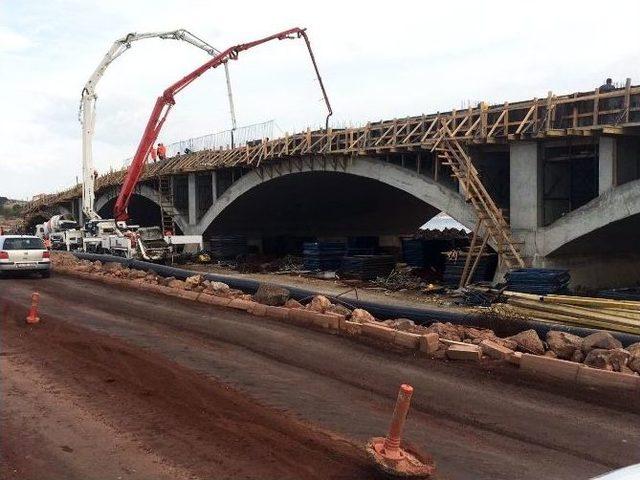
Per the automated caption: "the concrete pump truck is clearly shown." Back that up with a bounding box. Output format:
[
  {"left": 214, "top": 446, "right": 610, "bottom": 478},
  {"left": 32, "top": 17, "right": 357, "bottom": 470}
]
[{"left": 78, "top": 29, "right": 237, "bottom": 260}]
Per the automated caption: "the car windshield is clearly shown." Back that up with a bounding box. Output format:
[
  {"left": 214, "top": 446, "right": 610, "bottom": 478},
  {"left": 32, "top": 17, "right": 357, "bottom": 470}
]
[{"left": 3, "top": 237, "right": 45, "bottom": 250}]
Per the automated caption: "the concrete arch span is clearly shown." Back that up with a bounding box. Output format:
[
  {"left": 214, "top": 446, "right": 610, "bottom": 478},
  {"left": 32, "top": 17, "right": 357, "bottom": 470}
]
[
  {"left": 535, "top": 178, "right": 640, "bottom": 257},
  {"left": 198, "top": 156, "right": 477, "bottom": 237}
]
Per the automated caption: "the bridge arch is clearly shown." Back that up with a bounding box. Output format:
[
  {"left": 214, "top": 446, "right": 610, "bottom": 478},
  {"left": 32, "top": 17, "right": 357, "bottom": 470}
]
[
  {"left": 95, "top": 184, "right": 187, "bottom": 231},
  {"left": 535, "top": 178, "right": 640, "bottom": 257},
  {"left": 198, "top": 156, "right": 477, "bottom": 237}
]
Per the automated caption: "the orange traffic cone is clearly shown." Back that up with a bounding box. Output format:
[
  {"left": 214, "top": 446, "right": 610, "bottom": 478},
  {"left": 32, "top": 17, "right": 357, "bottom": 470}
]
[
  {"left": 366, "top": 384, "right": 436, "bottom": 478},
  {"left": 26, "top": 292, "right": 40, "bottom": 324}
]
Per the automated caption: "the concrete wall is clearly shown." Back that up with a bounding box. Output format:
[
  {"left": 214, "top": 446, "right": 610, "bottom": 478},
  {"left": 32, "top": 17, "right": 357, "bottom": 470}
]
[{"left": 536, "top": 253, "right": 640, "bottom": 290}]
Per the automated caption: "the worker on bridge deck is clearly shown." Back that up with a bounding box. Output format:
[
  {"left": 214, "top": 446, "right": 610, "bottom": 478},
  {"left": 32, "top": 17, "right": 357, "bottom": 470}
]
[
  {"left": 157, "top": 142, "right": 167, "bottom": 161},
  {"left": 149, "top": 146, "right": 157, "bottom": 163},
  {"left": 599, "top": 78, "right": 615, "bottom": 92}
]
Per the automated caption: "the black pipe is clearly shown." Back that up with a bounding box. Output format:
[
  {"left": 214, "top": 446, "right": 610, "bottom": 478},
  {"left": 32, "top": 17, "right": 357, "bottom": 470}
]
[{"left": 70, "top": 252, "right": 640, "bottom": 346}]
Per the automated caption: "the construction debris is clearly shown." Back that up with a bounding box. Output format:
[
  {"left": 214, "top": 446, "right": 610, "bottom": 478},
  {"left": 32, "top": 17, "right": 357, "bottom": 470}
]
[{"left": 372, "top": 265, "right": 424, "bottom": 291}]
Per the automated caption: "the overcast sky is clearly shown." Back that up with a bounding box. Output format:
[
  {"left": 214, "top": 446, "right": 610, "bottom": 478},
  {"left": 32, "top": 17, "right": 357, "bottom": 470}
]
[{"left": 1, "top": 0, "right": 639, "bottom": 200}]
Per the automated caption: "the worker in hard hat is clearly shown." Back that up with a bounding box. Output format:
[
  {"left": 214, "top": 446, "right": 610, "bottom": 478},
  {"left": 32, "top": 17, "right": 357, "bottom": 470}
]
[
  {"left": 157, "top": 142, "right": 167, "bottom": 161},
  {"left": 149, "top": 146, "right": 157, "bottom": 163}
]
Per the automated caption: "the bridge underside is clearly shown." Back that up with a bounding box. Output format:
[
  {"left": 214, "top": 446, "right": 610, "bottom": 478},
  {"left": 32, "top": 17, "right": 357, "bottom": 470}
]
[
  {"left": 97, "top": 195, "right": 162, "bottom": 228},
  {"left": 206, "top": 171, "right": 439, "bottom": 238},
  {"left": 536, "top": 213, "right": 640, "bottom": 290}
]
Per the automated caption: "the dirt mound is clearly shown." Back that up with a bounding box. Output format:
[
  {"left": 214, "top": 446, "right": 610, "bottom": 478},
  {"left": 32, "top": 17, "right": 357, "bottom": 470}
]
[{"left": 1, "top": 301, "right": 382, "bottom": 480}]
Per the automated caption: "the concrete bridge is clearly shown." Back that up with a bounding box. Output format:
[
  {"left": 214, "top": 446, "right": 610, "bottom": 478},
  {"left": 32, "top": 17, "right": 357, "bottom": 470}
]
[{"left": 26, "top": 81, "right": 640, "bottom": 288}]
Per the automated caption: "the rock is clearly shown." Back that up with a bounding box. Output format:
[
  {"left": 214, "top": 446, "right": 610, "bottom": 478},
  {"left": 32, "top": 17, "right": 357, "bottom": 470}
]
[
  {"left": 396, "top": 318, "right": 415, "bottom": 330},
  {"left": 420, "top": 333, "right": 440, "bottom": 354},
  {"left": 571, "top": 349, "right": 585, "bottom": 363},
  {"left": 350, "top": 308, "right": 375, "bottom": 324},
  {"left": 385, "top": 318, "right": 415, "bottom": 331},
  {"left": 104, "top": 262, "right": 123, "bottom": 272},
  {"left": 581, "top": 331, "right": 622, "bottom": 353},
  {"left": 325, "top": 304, "right": 352, "bottom": 317},
  {"left": 284, "top": 299, "right": 304, "bottom": 309},
  {"left": 253, "top": 283, "right": 290, "bottom": 306},
  {"left": 583, "top": 348, "right": 630, "bottom": 372},
  {"left": 491, "top": 337, "right": 518, "bottom": 351},
  {"left": 210, "top": 282, "right": 230, "bottom": 293},
  {"left": 507, "top": 329, "right": 545, "bottom": 355},
  {"left": 446, "top": 344, "right": 482, "bottom": 361},
  {"left": 160, "top": 276, "right": 175, "bottom": 286},
  {"left": 544, "top": 351, "right": 557, "bottom": 358},
  {"left": 308, "top": 295, "right": 332, "bottom": 313},
  {"left": 627, "top": 342, "right": 640, "bottom": 374},
  {"left": 620, "top": 365, "right": 636, "bottom": 375},
  {"left": 479, "top": 339, "right": 514, "bottom": 360},
  {"left": 128, "top": 269, "right": 147, "bottom": 279},
  {"left": 464, "top": 327, "right": 496, "bottom": 341},
  {"left": 425, "top": 322, "right": 462, "bottom": 342},
  {"left": 546, "top": 331, "right": 583, "bottom": 360},
  {"left": 167, "top": 279, "right": 186, "bottom": 290},
  {"left": 115, "top": 268, "right": 130, "bottom": 277},
  {"left": 185, "top": 274, "right": 205, "bottom": 287}
]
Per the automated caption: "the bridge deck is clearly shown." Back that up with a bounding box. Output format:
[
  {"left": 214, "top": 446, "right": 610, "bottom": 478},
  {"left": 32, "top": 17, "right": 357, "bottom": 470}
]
[{"left": 26, "top": 81, "right": 640, "bottom": 214}]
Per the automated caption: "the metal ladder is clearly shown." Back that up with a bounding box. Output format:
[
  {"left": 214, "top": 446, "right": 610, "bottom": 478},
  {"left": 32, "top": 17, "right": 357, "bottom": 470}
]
[
  {"left": 432, "top": 123, "right": 525, "bottom": 287},
  {"left": 157, "top": 176, "right": 176, "bottom": 235}
]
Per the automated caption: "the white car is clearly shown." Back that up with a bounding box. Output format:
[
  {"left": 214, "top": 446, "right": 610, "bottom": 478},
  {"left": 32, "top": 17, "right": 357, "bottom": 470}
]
[{"left": 0, "top": 235, "right": 51, "bottom": 278}]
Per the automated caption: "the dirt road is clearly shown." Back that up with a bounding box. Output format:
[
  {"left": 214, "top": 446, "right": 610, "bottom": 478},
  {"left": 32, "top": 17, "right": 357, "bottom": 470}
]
[{"left": 2, "top": 274, "right": 639, "bottom": 479}]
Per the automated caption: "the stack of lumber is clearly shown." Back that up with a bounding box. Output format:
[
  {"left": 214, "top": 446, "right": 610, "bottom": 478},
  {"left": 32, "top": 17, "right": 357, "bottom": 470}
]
[{"left": 487, "top": 289, "right": 640, "bottom": 335}]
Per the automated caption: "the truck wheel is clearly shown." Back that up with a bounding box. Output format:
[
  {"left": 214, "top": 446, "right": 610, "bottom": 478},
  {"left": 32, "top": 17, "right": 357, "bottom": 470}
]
[{"left": 41, "top": 270, "right": 51, "bottom": 279}]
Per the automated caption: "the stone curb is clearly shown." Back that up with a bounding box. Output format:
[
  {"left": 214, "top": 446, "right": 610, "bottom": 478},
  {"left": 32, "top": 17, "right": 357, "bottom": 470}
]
[
  {"left": 520, "top": 354, "right": 580, "bottom": 383},
  {"left": 52, "top": 266, "right": 640, "bottom": 393},
  {"left": 521, "top": 353, "right": 640, "bottom": 393}
]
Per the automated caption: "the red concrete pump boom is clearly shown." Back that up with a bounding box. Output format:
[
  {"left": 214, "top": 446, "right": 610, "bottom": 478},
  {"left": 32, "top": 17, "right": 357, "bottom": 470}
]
[{"left": 114, "top": 27, "right": 332, "bottom": 222}]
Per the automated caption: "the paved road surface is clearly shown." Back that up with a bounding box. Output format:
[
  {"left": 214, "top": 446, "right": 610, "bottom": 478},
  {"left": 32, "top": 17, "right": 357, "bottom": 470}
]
[{"left": 1, "top": 273, "right": 639, "bottom": 479}]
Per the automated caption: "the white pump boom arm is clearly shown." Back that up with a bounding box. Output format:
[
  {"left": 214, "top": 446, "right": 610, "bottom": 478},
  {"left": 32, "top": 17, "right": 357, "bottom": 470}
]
[{"left": 80, "top": 29, "right": 237, "bottom": 221}]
